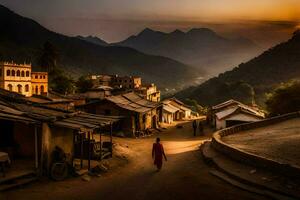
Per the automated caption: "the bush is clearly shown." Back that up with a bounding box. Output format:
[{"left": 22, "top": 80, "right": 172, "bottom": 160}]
[
  {"left": 265, "top": 80, "right": 300, "bottom": 116},
  {"left": 76, "top": 76, "right": 93, "bottom": 93}
]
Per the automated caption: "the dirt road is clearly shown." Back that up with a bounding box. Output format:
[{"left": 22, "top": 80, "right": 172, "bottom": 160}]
[{"left": 1, "top": 121, "right": 268, "bottom": 200}]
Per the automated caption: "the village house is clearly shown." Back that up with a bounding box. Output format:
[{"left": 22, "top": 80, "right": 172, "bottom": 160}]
[
  {"left": 31, "top": 72, "right": 48, "bottom": 96},
  {"left": 161, "top": 102, "right": 180, "bottom": 124},
  {"left": 77, "top": 92, "right": 161, "bottom": 137},
  {"left": 83, "top": 86, "right": 113, "bottom": 100},
  {"left": 0, "top": 62, "right": 48, "bottom": 97},
  {"left": 163, "top": 98, "right": 192, "bottom": 120},
  {"left": 89, "top": 74, "right": 160, "bottom": 102},
  {"left": 209, "top": 99, "right": 265, "bottom": 130},
  {"left": 91, "top": 74, "right": 141, "bottom": 89},
  {"left": 135, "top": 83, "right": 161, "bottom": 102},
  {"left": 160, "top": 98, "right": 193, "bottom": 124},
  {"left": 0, "top": 89, "right": 121, "bottom": 188}
]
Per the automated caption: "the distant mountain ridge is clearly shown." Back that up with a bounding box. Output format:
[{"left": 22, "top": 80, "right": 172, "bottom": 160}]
[
  {"left": 0, "top": 5, "right": 202, "bottom": 90},
  {"left": 113, "top": 28, "right": 262, "bottom": 76},
  {"left": 77, "top": 35, "right": 108, "bottom": 46},
  {"left": 175, "top": 31, "right": 300, "bottom": 106}
]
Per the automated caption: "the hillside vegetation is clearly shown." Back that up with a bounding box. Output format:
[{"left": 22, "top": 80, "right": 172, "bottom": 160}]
[{"left": 176, "top": 31, "right": 300, "bottom": 106}]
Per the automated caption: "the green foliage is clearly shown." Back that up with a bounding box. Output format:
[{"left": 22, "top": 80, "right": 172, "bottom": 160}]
[
  {"left": 50, "top": 67, "right": 75, "bottom": 95},
  {"left": 177, "top": 79, "right": 255, "bottom": 106},
  {"left": 177, "top": 31, "right": 300, "bottom": 106},
  {"left": 230, "top": 81, "right": 255, "bottom": 105},
  {"left": 185, "top": 98, "right": 207, "bottom": 115},
  {"left": 76, "top": 76, "right": 94, "bottom": 93},
  {"left": 265, "top": 80, "right": 300, "bottom": 116}
]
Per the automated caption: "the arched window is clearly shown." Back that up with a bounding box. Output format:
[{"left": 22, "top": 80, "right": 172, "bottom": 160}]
[
  {"left": 26, "top": 71, "right": 30, "bottom": 77},
  {"left": 17, "top": 84, "right": 22, "bottom": 93},
  {"left": 7, "top": 84, "right": 13, "bottom": 91},
  {"left": 17, "top": 70, "right": 20, "bottom": 76},
  {"left": 25, "top": 84, "right": 29, "bottom": 92},
  {"left": 35, "top": 86, "right": 38, "bottom": 94},
  {"left": 21, "top": 71, "right": 25, "bottom": 77},
  {"left": 6, "top": 70, "right": 10, "bottom": 76},
  {"left": 40, "top": 85, "right": 45, "bottom": 94},
  {"left": 12, "top": 70, "right": 15, "bottom": 76}
]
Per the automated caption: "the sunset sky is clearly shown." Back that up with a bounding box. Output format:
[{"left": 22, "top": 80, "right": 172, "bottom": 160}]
[{"left": 1, "top": 0, "right": 299, "bottom": 45}]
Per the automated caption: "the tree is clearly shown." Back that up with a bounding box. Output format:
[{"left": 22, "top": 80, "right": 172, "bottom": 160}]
[
  {"left": 265, "top": 80, "right": 300, "bottom": 116},
  {"left": 230, "top": 81, "right": 255, "bottom": 105},
  {"left": 39, "top": 41, "right": 59, "bottom": 72},
  {"left": 185, "top": 98, "right": 207, "bottom": 115},
  {"left": 50, "top": 68, "right": 75, "bottom": 95},
  {"left": 76, "top": 76, "right": 94, "bottom": 93}
]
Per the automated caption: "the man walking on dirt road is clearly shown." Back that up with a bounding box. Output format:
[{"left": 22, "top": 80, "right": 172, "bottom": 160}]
[
  {"left": 152, "top": 137, "right": 167, "bottom": 171},
  {"left": 193, "top": 120, "right": 197, "bottom": 136}
]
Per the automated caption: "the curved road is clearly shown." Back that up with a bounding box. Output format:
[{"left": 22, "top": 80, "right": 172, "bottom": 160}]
[{"left": 2, "top": 121, "right": 268, "bottom": 200}]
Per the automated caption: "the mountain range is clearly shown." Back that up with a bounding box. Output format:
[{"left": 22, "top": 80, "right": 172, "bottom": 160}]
[
  {"left": 0, "top": 5, "right": 201, "bottom": 91},
  {"left": 112, "top": 28, "right": 262, "bottom": 76},
  {"left": 77, "top": 35, "right": 108, "bottom": 46},
  {"left": 175, "top": 31, "right": 300, "bottom": 107}
]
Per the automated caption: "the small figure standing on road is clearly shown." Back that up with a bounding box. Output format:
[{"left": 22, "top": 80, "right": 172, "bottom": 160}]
[
  {"left": 198, "top": 121, "right": 204, "bottom": 136},
  {"left": 192, "top": 120, "right": 197, "bottom": 136},
  {"left": 152, "top": 137, "right": 167, "bottom": 171}
]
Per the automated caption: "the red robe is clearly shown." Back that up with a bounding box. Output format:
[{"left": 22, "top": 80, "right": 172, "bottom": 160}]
[{"left": 152, "top": 143, "right": 165, "bottom": 169}]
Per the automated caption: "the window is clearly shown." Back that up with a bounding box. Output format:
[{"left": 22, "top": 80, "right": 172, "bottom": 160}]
[
  {"left": 41, "top": 85, "right": 45, "bottom": 93},
  {"left": 26, "top": 71, "right": 30, "bottom": 77},
  {"left": 12, "top": 70, "right": 15, "bottom": 76},
  {"left": 43, "top": 75, "right": 46, "bottom": 79},
  {"left": 25, "top": 84, "right": 29, "bottom": 92},
  {"left": 35, "top": 75, "right": 38, "bottom": 79},
  {"left": 0, "top": 68, "right": 2, "bottom": 77},
  {"left": 17, "top": 84, "right": 22, "bottom": 93},
  {"left": 6, "top": 70, "right": 10, "bottom": 76},
  {"left": 35, "top": 86, "right": 38, "bottom": 94},
  {"left": 21, "top": 71, "right": 25, "bottom": 77},
  {"left": 17, "top": 70, "right": 20, "bottom": 76},
  {"left": 7, "top": 84, "right": 13, "bottom": 91},
  {"left": 40, "top": 75, "right": 42, "bottom": 79}
]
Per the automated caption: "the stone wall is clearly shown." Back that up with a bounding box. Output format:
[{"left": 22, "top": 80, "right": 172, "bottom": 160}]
[{"left": 211, "top": 112, "right": 300, "bottom": 178}]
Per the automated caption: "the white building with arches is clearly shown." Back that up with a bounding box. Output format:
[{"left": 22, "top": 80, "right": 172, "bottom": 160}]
[{"left": 0, "top": 62, "right": 48, "bottom": 97}]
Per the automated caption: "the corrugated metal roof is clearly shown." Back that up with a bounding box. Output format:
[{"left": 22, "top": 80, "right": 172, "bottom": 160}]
[
  {"left": 106, "top": 92, "right": 159, "bottom": 113},
  {"left": 0, "top": 93, "right": 122, "bottom": 130},
  {"left": 163, "top": 104, "right": 180, "bottom": 113},
  {"left": 0, "top": 112, "right": 38, "bottom": 124},
  {"left": 215, "top": 107, "right": 238, "bottom": 120},
  {"left": 163, "top": 98, "right": 191, "bottom": 113},
  {"left": 215, "top": 105, "right": 265, "bottom": 120}
]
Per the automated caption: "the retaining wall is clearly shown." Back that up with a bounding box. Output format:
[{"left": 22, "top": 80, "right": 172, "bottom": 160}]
[{"left": 211, "top": 112, "right": 300, "bottom": 178}]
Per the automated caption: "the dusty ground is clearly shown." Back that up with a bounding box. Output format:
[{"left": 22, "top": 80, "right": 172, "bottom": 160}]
[
  {"left": 223, "top": 118, "right": 300, "bottom": 166},
  {"left": 1, "top": 121, "right": 268, "bottom": 200}
]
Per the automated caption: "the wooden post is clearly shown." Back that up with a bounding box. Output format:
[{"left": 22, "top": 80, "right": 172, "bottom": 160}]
[
  {"left": 80, "top": 132, "right": 84, "bottom": 169},
  {"left": 110, "top": 123, "right": 113, "bottom": 157},
  {"left": 34, "top": 125, "right": 39, "bottom": 170},
  {"left": 88, "top": 131, "right": 91, "bottom": 170},
  {"left": 100, "top": 129, "right": 102, "bottom": 161}
]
